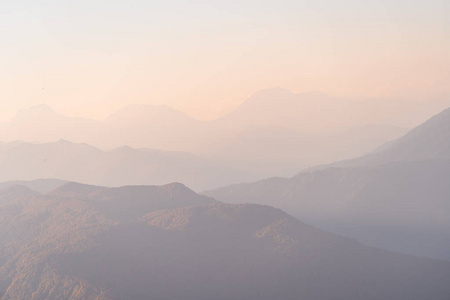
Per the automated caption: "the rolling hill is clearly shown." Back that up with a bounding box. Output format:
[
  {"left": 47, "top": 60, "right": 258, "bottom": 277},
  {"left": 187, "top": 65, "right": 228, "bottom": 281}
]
[{"left": 0, "top": 182, "right": 449, "bottom": 299}]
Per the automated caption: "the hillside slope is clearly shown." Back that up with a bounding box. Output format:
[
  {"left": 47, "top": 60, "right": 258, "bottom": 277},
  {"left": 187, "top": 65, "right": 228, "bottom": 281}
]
[
  {"left": 206, "top": 107, "right": 450, "bottom": 260},
  {"left": 1, "top": 183, "right": 449, "bottom": 299}
]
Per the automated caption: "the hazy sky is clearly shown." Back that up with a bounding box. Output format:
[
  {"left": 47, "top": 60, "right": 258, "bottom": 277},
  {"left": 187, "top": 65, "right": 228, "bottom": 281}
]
[{"left": 1, "top": 0, "right": 449, "bottom": 121}]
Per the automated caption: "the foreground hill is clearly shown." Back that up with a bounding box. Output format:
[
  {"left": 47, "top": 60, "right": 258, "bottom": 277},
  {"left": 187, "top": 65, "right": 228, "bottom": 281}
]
[
  {"left": 205, "top": 107, "right": 450, "bottom": 260},
  {"left": 0, "top": 182, "right": 449, "bottom": 300}
]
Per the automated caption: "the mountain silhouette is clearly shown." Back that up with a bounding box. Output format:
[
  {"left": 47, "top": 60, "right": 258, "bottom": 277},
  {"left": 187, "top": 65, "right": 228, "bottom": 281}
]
[
  {"left": 205, "top": 107, "right": 450, "bottom": 260},
  {"left": 0, "top": 182, "right": 449, "bottom": 299},
  {"left": 0, "top": 89, "right": 413, "bottom": 176},
  {"left": 0, "top": 140, "right": 254, "bottom": 191}
]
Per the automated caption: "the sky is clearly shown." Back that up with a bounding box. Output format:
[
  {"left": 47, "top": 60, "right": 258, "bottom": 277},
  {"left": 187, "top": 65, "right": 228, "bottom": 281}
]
[{"left": 0, "top": 0, "right": 449, "bottom": 121}]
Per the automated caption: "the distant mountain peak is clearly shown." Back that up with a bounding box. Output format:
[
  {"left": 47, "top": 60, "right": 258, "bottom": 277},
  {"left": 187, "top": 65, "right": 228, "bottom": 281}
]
[
  {"left": 243, "top": 87, "right": 296, "bottom": 103},
  {"left": 29, "top": 103, "right": 54, "bottom": 112},
  {"left": 0, "top": 184, "right": 41, "bottom": 198},
  {"left": 110, "top": 145, "right": 137, "bottom": 153},
  {"left": 11, "top": 104, "right": 57, "bottom": 122},
  {"left": 254, "top": 87, "right": 294, "bottom": 94},
  {"left": 125, "top": 103, "right": 173, "bottom": 110},
  {"left": 158, "top": 182, "right": 196, "bottom": 195},
  {"left": 242, "top": 88, "right": 332, "bottom": 105},
  {"left": 368, "top": 106, "right": 450, "bottom": 162},
  {"left": 308, "top": 106, "right": 450, "bottom": 170},
  {"left": 48, "top": 182, "right": 104, "bottom": 197},
  {"left": 54, "top": 138, "right": 72, "bottom": 144},
  {"left": 106, "top": 103, "right": 195, "bottom": 123},
  {"left": 40, "top": 139, "right": 100, "bottom": 152},
  {"left": 406, "top": 106, "right": 450, "bottom": 135},
  {"left": 20, "top": 103, "right": 55, "bottom": 114}
]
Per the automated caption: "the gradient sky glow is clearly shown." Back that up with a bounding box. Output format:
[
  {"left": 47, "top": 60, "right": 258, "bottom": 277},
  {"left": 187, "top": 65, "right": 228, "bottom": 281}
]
[{"left": 1, "top": 0, "right": 449, "bottom": 121}]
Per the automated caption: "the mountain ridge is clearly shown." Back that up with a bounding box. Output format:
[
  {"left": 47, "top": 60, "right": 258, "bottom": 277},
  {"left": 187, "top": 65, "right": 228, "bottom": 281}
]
[
  {"left": 0, "top": 140, "right": 255, "bottom": 191},
  {"left": 1, "top": 182, "right": 449, "bottom": 299},
  {"left": 205, "top": 107, "right": 450, "bottom": 260}
]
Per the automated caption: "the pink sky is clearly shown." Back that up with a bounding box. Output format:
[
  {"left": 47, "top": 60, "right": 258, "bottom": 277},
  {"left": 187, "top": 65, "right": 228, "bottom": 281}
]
[{"left": 1, "top": 1, "right": 449, "bottom": 121}]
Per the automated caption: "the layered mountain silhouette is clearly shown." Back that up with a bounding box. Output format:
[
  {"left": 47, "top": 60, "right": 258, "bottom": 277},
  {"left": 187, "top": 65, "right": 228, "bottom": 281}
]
[
  {"left": 0, "top": 140, "right": 255, "bottom": 191},
  {"left": 0, "top": 89, "right": 413, "bottom": 176},
  {"left": 0, "top": 179, "right": 66, "bottom": 194},
  {"left": 0, "top": 182, "right": 449, "bottom": 300},
  {"left": 210, "top": 124, "right": 407, "bottom": 175},
  {"left": 1, "top": 104, "right": 104, "bottom": 146},
  {"left": 206, "top": 107, "right": 450, "bottom": 260},
  {"left": 214, "top": 89, "right": 358, "bottom": 132},
  {"left": 103, "top": 104, "right": 210, "bottom": 151},
  {"left": 329, "top": 106, "right": 450, "bottom": 167}
]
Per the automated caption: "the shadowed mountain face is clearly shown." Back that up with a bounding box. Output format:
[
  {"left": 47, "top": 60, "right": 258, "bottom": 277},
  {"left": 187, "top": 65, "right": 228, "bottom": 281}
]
[
  {"left": 205, "top": 107, "right": 450, "bottom": 260},
  {"left": 0, "top": 182, "right": 449, "bottom": 300}
]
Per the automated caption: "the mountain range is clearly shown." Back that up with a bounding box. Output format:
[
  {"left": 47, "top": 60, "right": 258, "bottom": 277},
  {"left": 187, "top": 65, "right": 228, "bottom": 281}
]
[
  {"left": 0, "top": 179, "right": 66, "bottom": 194},
  {"left": 0, "top": 88, "right": 416, "bottom": 176},
  {"left": 327, "top": 107, "right": 450, "bottom": 167},
  {"left": 1, "top": 182, "right": 449, "bottom": 300},
  {"left": 0, "top": 140, "right": 256, "bottom": 191},
  {"left": 205, "top": 107, "right": 450, "bottom": 260}
]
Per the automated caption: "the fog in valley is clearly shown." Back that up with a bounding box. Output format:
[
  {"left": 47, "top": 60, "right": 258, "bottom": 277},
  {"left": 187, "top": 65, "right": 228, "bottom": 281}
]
[{"left": 1, "top": 1, "right": 449, "bottom": 299}]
